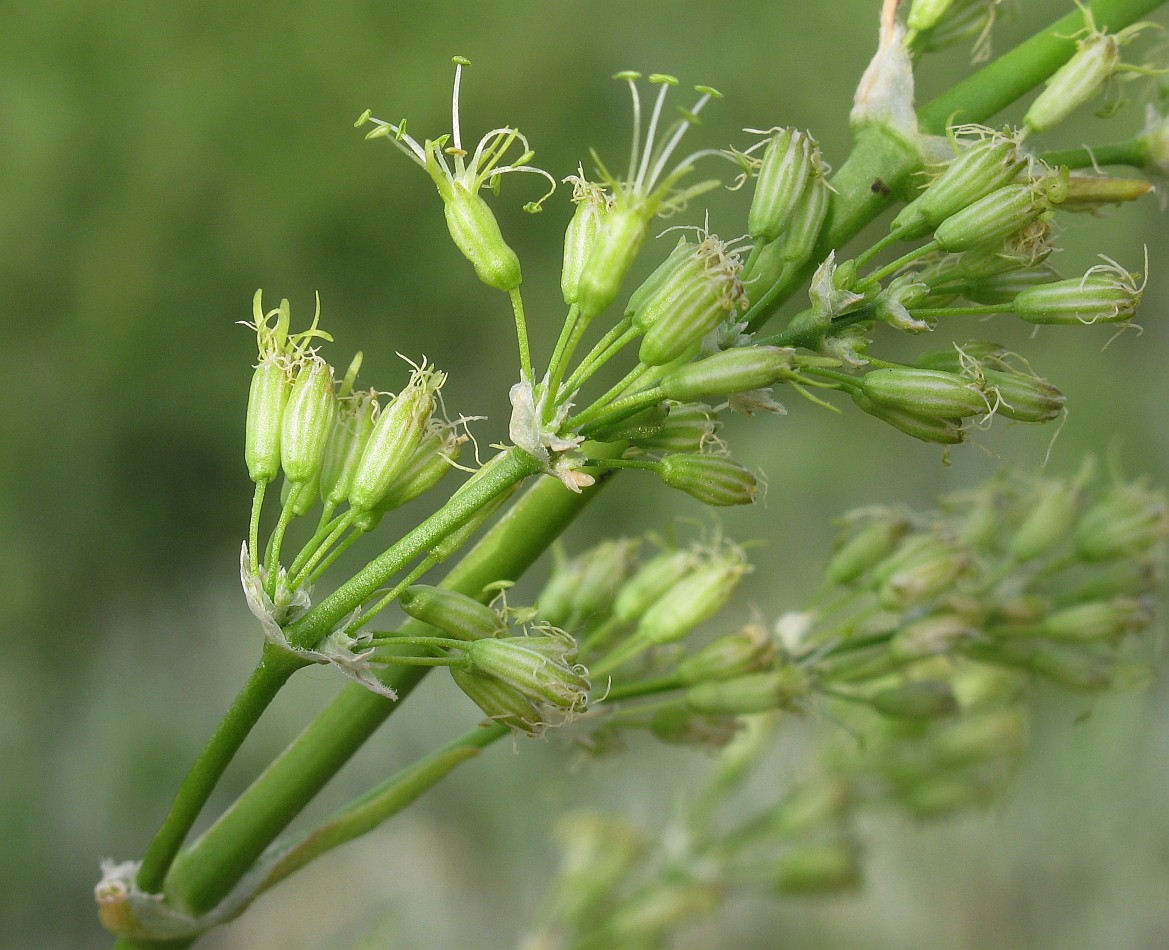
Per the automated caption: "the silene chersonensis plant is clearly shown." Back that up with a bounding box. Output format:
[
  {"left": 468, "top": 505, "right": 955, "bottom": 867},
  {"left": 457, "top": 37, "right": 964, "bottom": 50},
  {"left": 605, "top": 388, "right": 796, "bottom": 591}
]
[{"left": 98, "top": 0, "right": 1169, "bottom": 946}]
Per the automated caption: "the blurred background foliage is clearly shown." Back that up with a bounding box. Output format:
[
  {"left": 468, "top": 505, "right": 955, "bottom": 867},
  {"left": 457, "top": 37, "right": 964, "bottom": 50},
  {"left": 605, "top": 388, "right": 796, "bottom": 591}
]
[{"left": 3, "top": 1, "right": 1168, "bottom": 947}]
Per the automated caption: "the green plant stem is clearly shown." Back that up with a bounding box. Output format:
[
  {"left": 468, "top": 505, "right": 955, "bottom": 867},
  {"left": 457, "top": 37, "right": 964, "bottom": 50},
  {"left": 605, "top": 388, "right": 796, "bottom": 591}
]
[
  {"left": 1043, "top": 138, "right": 1151, "bottom": 171},
  {"left": 510, "top": 287, "right": 534, "bottom": 383},
  {"left": 248, "top": 481, "right": 266, "bottom": 576},
  {"left": 560, "top": 319, "right": 637, "bottom": 397},
  {"left": 247, "top": 723, "right": 508, "bottom": 899},
  {"left": 135, "top": 643, "right": 307, "bottom": 893},
  {"left": 161, "top": 455, "right": 619, "bottom": 918},
  {"left": 126, "top": 3, "right": 1169, "bottom": 935}
]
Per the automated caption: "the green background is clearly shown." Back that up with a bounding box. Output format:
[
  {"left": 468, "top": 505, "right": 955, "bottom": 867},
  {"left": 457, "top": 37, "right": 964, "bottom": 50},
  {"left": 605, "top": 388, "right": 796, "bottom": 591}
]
[{"left": 3, "top": 1, "right": 1168, "bottom": 947}]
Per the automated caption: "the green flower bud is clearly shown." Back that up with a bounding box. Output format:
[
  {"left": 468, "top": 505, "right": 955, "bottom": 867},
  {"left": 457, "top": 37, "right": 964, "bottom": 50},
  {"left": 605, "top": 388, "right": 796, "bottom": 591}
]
[
  {"left": 561, "top": 174, "right": 610, "bottom": 306},
  {"left": 852, "top": 393, "right": 966, "bottom": 444},
  {"left": 873, "top": 535, "right": 969, "bottom": 610},
  {"left": 891, "top": 133, "right": 1024, "bottom": 240},
  {"left": 245, "top": 358, "right": 290, "bottom": 483},
  {"left": 568, "top": 538, "right": 640, "bottom": 627},
  {"left": 585, "top": 402, "right": 669, "bottom": 443},
  {"left": 280, "top": 357, "right": 336, "bottom": 485},
  {"left": 450, "top": 666, "right": 545, "bottom": 736},
  {"left": 890, "top": 613, "right": 979, "bottom": 659},
  {"left": 913, "top": 342, "right": 1005, "bottom": 373},
  {"left": 612, "top": 548, "right": 700, "bottom": 625},
  {"left": 1060, "top": 174, "right": 1154, "bottom": 212},
  {"left": 1023, "top": 22, "right": 1135, "bottom": 135},
  {"left": 649, "top": 707, "right": 740, "bottom": 748},
  {"left": 655, "top": 453, "right": 759, "bottom": 506},
  {"left": 319, "top": 390, "right": 377, "bottom": 509},
  {"left": 930, "top": 709, "right": 1029, "bottom": 766},
  {"left": 660, "top": 346, "right": 796, "bottom": 401},
  {"left": 960, "top": 264, "right": 1061, "bottom": 305},
  {"left": 1012, "top": 264, "right": 1143, "bottom": 325},
  {"left": 933, "top": 179, "right": 1060, "bottom": 254},
  {"left": 674, "top": 624, "right": 777, "bottom": 684},
  {"left": 633, "top": 403, "right": 721, "bottom": 455},
  {"left": 577, "top": 205, "right": 650, "bottom": 317},
  {"left": 1075, "top": 481, "right": 1169, "bottom": 560},
  {"left": 280, "top": 470, "right": 319, "bottom": 518},
  {"left": 1029, "top": 642, "right": 1115, "bottom": 691},
  {"left": 825, "top": 510, "right": 912, "bottom": 586},
  {"left": 861, "top": 367, "right": 988, "bottom": 419},
  {"left": 348, "top": 362, "right": 444, "bottom": 513},
  {"left": 748, "top": 128, "right": 816, "bottom": 243},
  {"left": 442, "top": 183, "right": 522, "bottom": 291},
  {"left": 636, "top": 549, "right": 749, "bottom": 645},
  {"left": 399, "top": 585, "right": 504, "bottom": 640},
  {"left": 984, "top": 369, "right": 1065, "bottom": 424},
  {"left": 1043, "top": 559, "right": 1161, "bottom": 603},
  {"left": 467, "top": 634, "right": 590, "bottom": 715},
  {"left": 1041, "top": 598, "right": 1149, "bottom": 641},
  {"left": 777, "top": 174, "right": 830, "bottom": 268},
  {"left": 907, "top": 0, "right": 957, "bottom": 31},
  {"left": 369, "top": 421, "right": 462, "bottom": 513},
  {"left": 1008, "top": 479, "right": 1082, "bottom": 561},
  {"left": 635, "top": 235, "right": 748, "bottom": 367},
  {"left": 773, "top": 839, "right": 861, "bottom": 895},
  {"left": 870, "top": 680, "right": 959, "bottom": 719},
  {"left": 686, "top": 666, "right": 810, "bottom": 714},
  {"left": 897, "top": 771, "right": 1001, "bottom": 818}
]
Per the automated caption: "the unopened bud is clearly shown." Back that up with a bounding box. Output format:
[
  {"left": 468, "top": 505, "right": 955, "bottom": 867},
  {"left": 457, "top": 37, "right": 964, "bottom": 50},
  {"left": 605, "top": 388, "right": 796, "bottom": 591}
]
[
  {"left": 561, "top": 176, "right": 610, "bottom": 306},
  {"left": 245, "top": 358, "right": 290, "bottom": 483},
  {"left": 649, "top": 707, "right": 740, "bottom": 748},
  {"left": 890, "top": 613, "right": 979, "bottom": 659},
  {"left": 686, "top": 666, "right": 810, "bottom": 714},
  {"left": 773, "top": 839, "right": 861, "bottom": 895},
  {"left": 1024, "top": 27, "right": 1128, "bottom": 134},
  {"left": 450, "top": 666, "right": 544, "bottom": 736},
  {"left": 1041, "top": 598, "right": 1149, "bottom": 641},
  {"left": 636, "top": 549, "right": 749, "bottom": 645},
  {"left": 633, "top": 403, "right": 721, "bottom": 455},
  {"left": 1075, "top": 481, "right": 1169, "bottom": 560},
  {"left": 861, "top": 367, "right": 988, "bottom": 419},
  {"left": 467, "top": 635, "right": 590, "bottom": 715},
  {"left": 674, "top": 624, "right": 777, "bottom": 684},
  {"left": 577, "top": 205, "right": 650, "bottom": 317},
  {"left": 853, "top": 393, "right": 965, "bottom": 444},
  {"left": 933, "top": 179, "right": 1060, "bottom": 253},
  {"left": 612, "top": 548, "right": 700, "bottom": 625},
  {"left": 984, "top": 369, "right": 1065, "bottom": 423},
  {"left": 320, "top": 391, "right": 377, "bottom": 508},
  {"left": 1012, "top": 267, "right": 1142, "bottom": 325},
  {"left": 655, "top": 453, "right": 759, "bottom": 506},
  {"left": 660, "top": 346, "right": 796, "bottom": 401},
  {"left": 280, "top": 358, "right": 336, "bottom": 485},
  {"left": 825, "top": 510, "right": 912, "bottom": 586},
  {"left": 399, "top": 585, "right": 504, "bottom": 640},
  {"left": 870, "top": 680, "right": 959, "bottom": 719},
  {"left": 1008, "top": 479, "right": 1082, "bottom": 561},
  {"left": 748, "top": 129, "right": 816, "bottom": 243}
]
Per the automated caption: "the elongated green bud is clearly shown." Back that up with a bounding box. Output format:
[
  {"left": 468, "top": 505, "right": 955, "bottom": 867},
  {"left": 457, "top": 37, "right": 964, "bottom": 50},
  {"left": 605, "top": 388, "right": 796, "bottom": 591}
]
[
  {"left": 907, "top": 0, "right": 957, "bottom": 31},
  {"left": 561, "top": 177, "right": 609, "bottom": 306},
  {"left": 660, "top": 346, "right": 796, "bottom": 401},
  {"left": 960, "top": 264, "right": 1061, "bottom": 305},
  {"left": 777, "top": 173, "right": 829, "bottom": 268},
  {"left": 773, "top": 839, "right": 861, "bottom": 895},
  {"left": 1024, "top": 29, "right": 1123, "bottom": 135},
  {"left": 370, "top": 422, "right": 462, "bottom": 513},
  {"left": 1012, "top": 269, "right": 1142, "bottom": 325},
  {"left": 399, "top": 585, "right": 504, "bottom": 640},
  {"left": 685, "top": 667, "right": 810, "bottom": 714},
  {"left": 280, "top": 358, "right": 336, "bottom": 485},
  {"left": 623, "top": 238, "right": 695, "bottom": 319},
  {"left": 826, "top": 511, "right": 912, "bottom": 586},
  {"left": 636, "top": 550, "right": 748, "bottom": 645},
  {"left": 451, "top": 666, "right": 544, "bottom": 736},
  {"left": 890, "top": 613, "right": 978, "bottom": 659},
  {"left": 913, "top": 342, "right": 1005, "bottom": 372},
  {"left": 1008, "top": 479, "right": 1082, "bottom": 562},
  {"left": 933, "top": 179, "right": 1060, "bottom": 253},
  {"left": 586, "top": 402, "right": 669, "bottom": 443},
  {"left": 852, "top": 393, "right": 965, "bottom": 444},
  {"left": 348, "top": 364, "right": 444, "bottom": 512},
  {"left": 872, "top": 535, "right": 969, "bottom": 609},
  {"left": 320, "top": 391, "right": 377, "bottom": 508},
  {"left": 612, "top": 548, "right": 699, "bottom": 625},
  {"left": 674, "top": 624, "right": 777, "bottom": 684},
  {"left": 656, "top": 453, "right": 759, "bottom": 506},
  {"left": 870, "top": 680, "right": 959, "bottom": 719},
  {"left": 467, "top": 635, "right": 590, "bottom": 714},
  {"left": 633, "top": 403, "right": 720, "bottom": 455},
  {"left": 576, "top": 205, "right": 650, "bottom": 317},
  {"left": 564, "top": 538, "right": 639, "bottom": 628},
  {"left": 892, "top": 134, "right": 1024, "bottom": 240},
  {"left": 1041, "top": 598, "right": 1149, "bottom": 641},
  {"left": 861, "top": 367, "right": 988, "bottom": 419},
  {"left": 748, "top": 129, "right": 815, "bottom": 243},
  {"left": 984, "top": 369, "right": 1065, "bottom": 423},
  {"left": 245, "top": 358, "right": 290, "bottom": 483},
  {"left": 1075, "top": 482, "right": 1169, "bottom": 560}
]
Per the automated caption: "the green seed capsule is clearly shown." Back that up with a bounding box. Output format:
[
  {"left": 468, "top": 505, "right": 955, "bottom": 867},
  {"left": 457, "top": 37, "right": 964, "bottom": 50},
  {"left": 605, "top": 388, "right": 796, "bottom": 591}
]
[
  {"left": 983, "top": 369, "right": 1065, "bottom": 423},
  {"left": 1012, "top": 273, "right": 1141, "bottom": 325},
  {"left": 398, "top": 585, "right": 503, "bottom": 640},
  {"left": 320, "top": 391, "right": 377, "bottom": 508},
  {"left": 467, "top": 635, "right": 590, "bottom": 713},
  {"left": 656, "top": 453, "right": 759, "bottom": 506},
  {"left": 861, "top": 367, "right": 988, "bottom": 419},
  {"left": 245, "top": 358, "right": 290, "bottom": 483},
  {"left": 442, "top": 184, "right": 522, "bottom": 291},
  {"left": 280, "top": 358, "right": 336, "bottom": 485},
  {"left": 660, "top": 347, "right": 796, "bottom": 401},
  {"left": 633, "top": 403, "right": 720, "bottom": 455}
]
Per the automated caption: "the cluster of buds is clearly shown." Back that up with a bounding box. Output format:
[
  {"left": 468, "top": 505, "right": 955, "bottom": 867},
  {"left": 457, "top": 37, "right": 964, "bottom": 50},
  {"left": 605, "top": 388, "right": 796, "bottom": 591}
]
[{"left": 392, "top": 585, "right": 591, "bottom": 737}]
